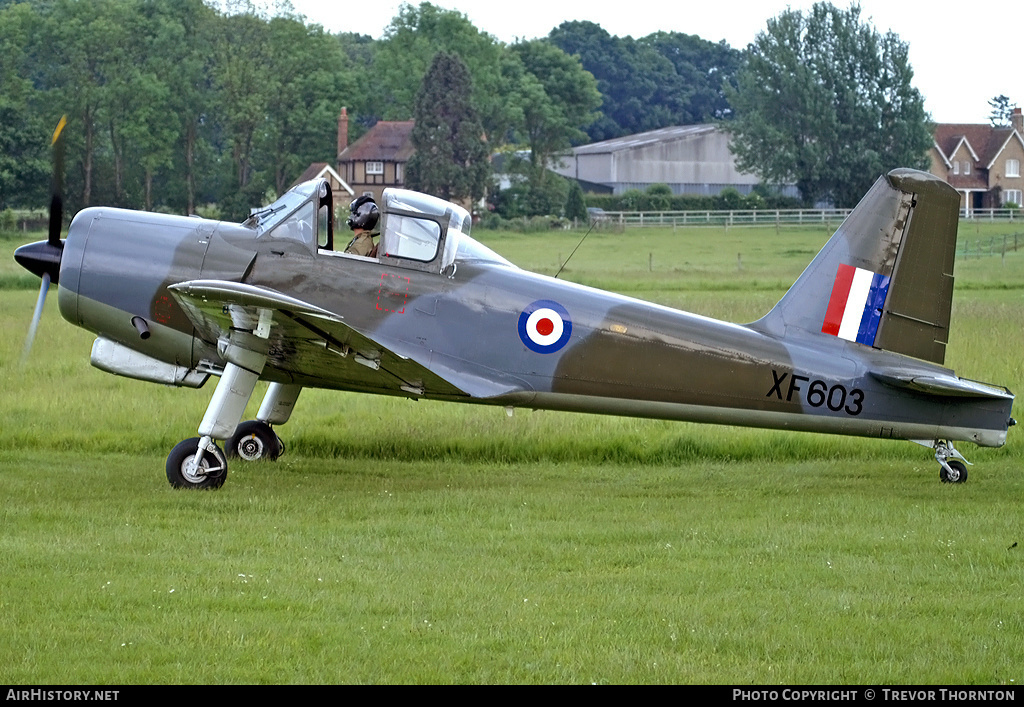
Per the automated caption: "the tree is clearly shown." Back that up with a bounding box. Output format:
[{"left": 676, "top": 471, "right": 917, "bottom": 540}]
[
  {"left": 548, "top": 23, "right": 743, "bottom": 140},
  {"left": 641, "top": 32, "right": 742, "bottom": 122},
  {"left": 988, "top": 95, "right": 1017, "bottom": 128},
  {"left": 0, "top": 2, "right": 48, "bottom": 208},
  {"left": 405, "top": 51, "right": 489, "bottom": 204},
  {"left": 509, "top": 40, "right": 600, "bottom": 173},
  {"left": 548, "top": 21, "right": 684, "bottom": 141},
  {"left": 144, "top": 0, "right": 220, "bottom": 214},
  {"left": 564, "top": 179, "right": 587, "bottom": 222},
  {"left": 727, "top": 2, "right": 932, "bottom": 206},
  {"left": 263, "top": 17, "right": 354, "bottom": 196},
  {"left": 374, "top": 3, "right": 516, "bottom": 142}
]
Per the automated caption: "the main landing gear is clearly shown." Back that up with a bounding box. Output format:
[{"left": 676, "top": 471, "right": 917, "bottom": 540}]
[
  {"left": 166, "top": 316, "right": 302, "bottom": 488},
  {"left": 166, "top": 378, "right": 301, "bottom": 489}
]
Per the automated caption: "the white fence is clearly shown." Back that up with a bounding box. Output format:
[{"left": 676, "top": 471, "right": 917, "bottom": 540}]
[
  {"left": 595, "top": 207, "right": 1021, "bottom": 227},
  {"left": 960, "top": 208, "right": 1022, "bottom": 220},
  {"left": 597, "top": 209, "right": 852, "bottom": 227}
]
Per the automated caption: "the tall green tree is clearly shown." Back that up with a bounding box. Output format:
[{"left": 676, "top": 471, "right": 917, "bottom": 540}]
[
  {"left": 374, "top": 3, "right": 517, "bottom": 142},
  {"left": 406, "top": 52, "right": 489, "bottom": 204},
  {"left": 0, "top": 2, "right": 48, "bottom": 208},
  {"left": 210, "top": 11, "right": 277, "bottom": 216},
  {"left": 510, "top": 40, "right": 600, "bottom": 171},
  {"left": 263, "top": 17, "right": 354, "bottom": 196},
  {"left": 491, "top": 41, "right": 599, "bottom": 218},
  {"left": 641, "top": 32, "right": 742, "bottom": 122},
  {"left": 548, "top": 21, "right": 682, "bottom": 141},
  {"left": 727, "top": 2, "right": 932, "bottom": 206},
  {"left": 37, "top": 0, "right": 128, "bottom": 208},
  {"left": 143, "top": 0, "right": 219, "bottom": 214},
  {"left": 548, "top": 23, "right": 742, "bottom": 140}
]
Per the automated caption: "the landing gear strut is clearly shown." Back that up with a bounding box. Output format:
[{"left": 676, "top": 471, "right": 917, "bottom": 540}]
[{"left": 167, "top": 324, "right": 270, "bottom": 489}]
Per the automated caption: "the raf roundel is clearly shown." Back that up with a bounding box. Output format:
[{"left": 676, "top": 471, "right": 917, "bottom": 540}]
[{"left": 518, "top": 300, "right": 573, "bottom": 354}]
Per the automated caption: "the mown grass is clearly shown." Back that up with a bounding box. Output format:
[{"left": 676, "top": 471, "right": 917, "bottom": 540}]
[{"left": 1, "top": 223, "right": 1023, "bottom": 684}]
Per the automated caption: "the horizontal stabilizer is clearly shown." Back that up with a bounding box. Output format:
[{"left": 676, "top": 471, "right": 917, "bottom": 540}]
[{"left": 871, "top": 369, "right": 1013, "bottom": 400}]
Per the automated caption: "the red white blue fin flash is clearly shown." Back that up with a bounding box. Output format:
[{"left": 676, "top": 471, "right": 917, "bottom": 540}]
[{"left": 822, "top": 264, "right": 890, "bottom": 346}]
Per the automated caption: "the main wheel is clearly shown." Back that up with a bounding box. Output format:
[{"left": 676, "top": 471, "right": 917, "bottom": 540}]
[
  {"left": 225, "top": 420, "right": 282, "bottom": 462},
  {"left": 166, "top": 438, "right": 228, "bottom": 489},
  {"left": 940, "top": 460, "right": 968, "bottom": 484}
]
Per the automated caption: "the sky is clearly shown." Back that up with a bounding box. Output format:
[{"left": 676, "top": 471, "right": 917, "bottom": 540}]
[{"left": 286, "top": 0, "right": 1021, "bottom": 125}]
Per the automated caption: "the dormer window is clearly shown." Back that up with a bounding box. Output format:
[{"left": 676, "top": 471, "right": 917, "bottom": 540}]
[
  {"left": 1008, "top": 159, "right": 1021, "bottom": 178},
  {"left": 952, "top": 162, "right": 959, "bottom": 175},
  {"left": 964, "top": 161, "right": 970, "bottom": 175}
]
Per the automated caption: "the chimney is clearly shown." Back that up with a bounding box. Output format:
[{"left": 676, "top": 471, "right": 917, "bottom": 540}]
[
  {"left": 337, "top": 107, "right": 349, "bottom": 161},
  {"left": 1012, "top": 107, "right": 1023, "bottom": 134}
]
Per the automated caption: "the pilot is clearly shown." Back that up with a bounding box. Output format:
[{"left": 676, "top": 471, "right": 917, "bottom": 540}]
[{"left": 344, "top": 195, "right": 379, "bottom": 257}]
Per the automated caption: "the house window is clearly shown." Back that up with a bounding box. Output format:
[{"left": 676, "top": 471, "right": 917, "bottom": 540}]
[
  {"left": 963, "top": 161, "right": 970, "bottom": 175},
  {"left": 366, "top": 161, "right": 384, "bottom": 175},
  {"left": 952, "top": 162, "right": 959, "bottom": 175},
  {"left": 1007, "top": 159, "right": 1021, "bottom": 178},
  {"left": 1004, "top": 190, "right": 1022, "bottom": 207}
]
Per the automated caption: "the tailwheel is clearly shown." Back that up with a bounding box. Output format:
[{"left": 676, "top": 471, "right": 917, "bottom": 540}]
[
  {"left": 166, "top": 437, "right": 228, "bottom": 489},
  {"left": 940, "top": 459, "right": 968, "bottom": 484},
  {"left": 934, "top": 440, "right": 970, "bottom": 484},
  {"left": 226, "top": 420, "right": 282, "bottom": 462}
]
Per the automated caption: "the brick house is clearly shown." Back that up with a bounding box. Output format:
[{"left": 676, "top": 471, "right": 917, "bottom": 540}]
[
  {"left": 335, "top": 107, "right": 415, "bottom": 204},
  {"left": 929, "top": 107, "right": 1024, "bottom": 214}
]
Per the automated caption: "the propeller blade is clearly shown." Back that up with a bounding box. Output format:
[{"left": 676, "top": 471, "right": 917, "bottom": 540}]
[
  {"left": 17, "top": 116, "right": 67, "bottom": 364},
  {"left": 21, "top": 272, "right": 51, "bottom": 365},
  {"left": 48, "top": 115, "right": 66, "bottom": 246}
]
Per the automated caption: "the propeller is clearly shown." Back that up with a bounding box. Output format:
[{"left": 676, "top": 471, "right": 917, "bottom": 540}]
[{"left": 15, "top": 115, "right": 67, "bottom": 364}]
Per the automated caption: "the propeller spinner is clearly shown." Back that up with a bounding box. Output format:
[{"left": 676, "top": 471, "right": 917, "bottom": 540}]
[{"left": 15, "top": 115, "right": 67, "bottom": 363}]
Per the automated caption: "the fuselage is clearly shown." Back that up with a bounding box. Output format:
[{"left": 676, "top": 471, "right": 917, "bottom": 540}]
[{"left": 56, "top": 204, "right": 1012, "bottom": 448}]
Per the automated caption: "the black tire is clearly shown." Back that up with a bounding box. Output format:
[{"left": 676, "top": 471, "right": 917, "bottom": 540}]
[
  {"left": 940, "top": 459, "right": 968, "bottom": 484},
  {"left": 225, "top": 420, "right": 282, "bottom": 462},
  {"left": 166, "top": 438, "right": 228, "bottom": 489}
]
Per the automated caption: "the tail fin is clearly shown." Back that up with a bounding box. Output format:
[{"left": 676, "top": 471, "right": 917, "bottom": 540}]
[{"left": 751, "top": 169, "right": 959, "bottom": 365}]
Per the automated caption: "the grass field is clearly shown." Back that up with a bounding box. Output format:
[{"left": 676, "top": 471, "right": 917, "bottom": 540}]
[{"left": 1, "top": 222, "right": 1023, "bottom": 684}]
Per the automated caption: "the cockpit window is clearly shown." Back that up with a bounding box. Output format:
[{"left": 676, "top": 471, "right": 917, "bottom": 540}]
[
  {"left": 246, "top": 179, "right": 332, "bottom": 252},
  {"left": 455, "top": 236, "right": 516, "bottom": 267},
  {"left": 246, "top": 181, "right": 316, "bottom": 234},
  {"left": 269, "top": 201, "right": 316, "bottom": 247},
  {"left": 383, "top": 213, "right": 442, "bottom": 261},
  {"left": 379, "top": 188, "right": 471, "bottom": 272}
]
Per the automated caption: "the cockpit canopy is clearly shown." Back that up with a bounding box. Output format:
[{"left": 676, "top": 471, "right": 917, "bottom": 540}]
[
  {"left": 249, "top": 179, "right": 513, "bottom": 271},
  {"left": 378, "top": 188, "right": 469, "bottom": 272}
]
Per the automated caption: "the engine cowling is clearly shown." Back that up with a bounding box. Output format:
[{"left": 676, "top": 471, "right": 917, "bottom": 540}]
[{"left": 57, "top": 207, "right": 255, "bottom": 382}]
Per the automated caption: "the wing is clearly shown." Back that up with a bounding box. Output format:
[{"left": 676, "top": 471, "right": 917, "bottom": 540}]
[{"left": 168, "top": 279, "right": 472, "bottom": 398}]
